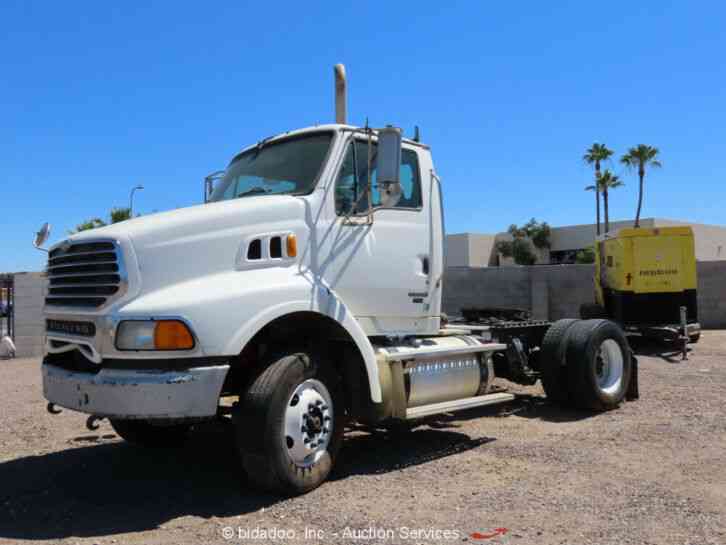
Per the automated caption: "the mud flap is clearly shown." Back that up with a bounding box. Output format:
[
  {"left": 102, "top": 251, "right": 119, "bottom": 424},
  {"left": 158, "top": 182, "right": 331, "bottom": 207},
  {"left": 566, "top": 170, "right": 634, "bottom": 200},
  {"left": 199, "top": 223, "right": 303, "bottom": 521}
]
[{"left": 626, "top": 354, "right": 639, "bottom": 401}]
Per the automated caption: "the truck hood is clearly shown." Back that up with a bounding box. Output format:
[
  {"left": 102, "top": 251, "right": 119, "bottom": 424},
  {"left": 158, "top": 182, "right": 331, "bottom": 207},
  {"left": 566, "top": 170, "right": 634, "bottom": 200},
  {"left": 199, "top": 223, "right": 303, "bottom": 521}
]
[{"left": 67, "top": 196, "right": 308, "bottom": 297}]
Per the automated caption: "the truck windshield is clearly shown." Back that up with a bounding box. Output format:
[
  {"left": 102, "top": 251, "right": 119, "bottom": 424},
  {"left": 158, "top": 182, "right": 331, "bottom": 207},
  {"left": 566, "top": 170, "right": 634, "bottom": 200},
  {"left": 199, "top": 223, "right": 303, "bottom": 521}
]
[{"left": 209, "top": 132, "right": 333, "bottom": 202}]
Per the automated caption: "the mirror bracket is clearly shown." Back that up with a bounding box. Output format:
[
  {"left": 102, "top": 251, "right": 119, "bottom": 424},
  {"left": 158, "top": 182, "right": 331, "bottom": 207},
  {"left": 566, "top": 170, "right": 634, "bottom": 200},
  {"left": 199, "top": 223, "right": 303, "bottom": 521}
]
[
  {"left": 204, "top": 170, "right": 226, "bottom": 203},
  {"left": 341, "top": 125, "right": 403, "bottom": 224},
  {"left": 33, "top": 223, "right": 51, "bottom": 253}
]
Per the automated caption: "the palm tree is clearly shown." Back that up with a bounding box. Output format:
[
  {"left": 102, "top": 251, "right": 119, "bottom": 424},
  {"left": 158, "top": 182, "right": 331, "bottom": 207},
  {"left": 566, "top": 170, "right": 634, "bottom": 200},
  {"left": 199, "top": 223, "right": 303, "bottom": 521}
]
[
  {"left": 621, "top": 144, "right": 662, "bottom": 228},
  {"left": 585, "top": 184, "right": 599, "bottom": 233},
  {"left": 597, "top": 170, "right": 624, "bottom": 232},
  {"left": 583, "top": 143, "right": 614, "bottom": 235}
]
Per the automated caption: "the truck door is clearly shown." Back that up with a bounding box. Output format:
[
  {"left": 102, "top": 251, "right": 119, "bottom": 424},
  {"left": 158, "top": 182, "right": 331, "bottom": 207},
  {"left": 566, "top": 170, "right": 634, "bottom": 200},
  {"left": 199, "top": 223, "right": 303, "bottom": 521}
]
[{"left": 317, "top": 137, "right": 432, "bottom": 335}]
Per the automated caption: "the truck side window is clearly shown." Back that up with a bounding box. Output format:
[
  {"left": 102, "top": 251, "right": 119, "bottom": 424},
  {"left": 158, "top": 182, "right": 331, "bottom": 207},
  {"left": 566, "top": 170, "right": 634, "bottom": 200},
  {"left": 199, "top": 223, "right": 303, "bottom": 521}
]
[
  {"left": 335, "top": 143, "right": 361, "bottom": 215},
  {"left": 335, "top": 141, "right": 422, "bottom": 215}
]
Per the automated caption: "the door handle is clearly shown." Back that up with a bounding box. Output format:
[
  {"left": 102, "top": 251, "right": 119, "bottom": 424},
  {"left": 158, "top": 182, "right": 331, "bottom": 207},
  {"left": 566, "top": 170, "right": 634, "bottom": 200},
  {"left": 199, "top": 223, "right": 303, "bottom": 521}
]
[{"left": 421, "top": 256, "right": 430, "bottom": 275}]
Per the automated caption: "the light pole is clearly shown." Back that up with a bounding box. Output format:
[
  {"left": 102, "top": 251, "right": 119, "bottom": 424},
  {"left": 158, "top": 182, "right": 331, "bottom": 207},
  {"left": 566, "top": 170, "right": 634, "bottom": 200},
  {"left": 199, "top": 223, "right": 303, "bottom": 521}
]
[{"left": 129, "top": 185, "right": 144, "bottom": 216}]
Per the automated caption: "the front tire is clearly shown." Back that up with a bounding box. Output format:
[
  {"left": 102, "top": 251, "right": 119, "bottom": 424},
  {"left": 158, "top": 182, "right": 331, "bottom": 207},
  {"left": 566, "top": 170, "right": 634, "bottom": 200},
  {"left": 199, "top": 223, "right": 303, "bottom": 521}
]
[
  {"left": 566, "top": 319, "right": 632, "bottom": 410},
  {"left": 237, "top": 351, "right": 344, "bottom": 495},
  {"left": 109, "top": 419, "right": 191, "bottom": 447}
]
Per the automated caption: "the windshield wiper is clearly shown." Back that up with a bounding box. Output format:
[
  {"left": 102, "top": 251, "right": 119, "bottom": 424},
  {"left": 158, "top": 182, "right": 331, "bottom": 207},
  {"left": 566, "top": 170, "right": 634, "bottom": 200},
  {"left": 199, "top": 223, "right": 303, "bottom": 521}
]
[{"left": 237, "top": 187, "right": 273, "bottom": 198}]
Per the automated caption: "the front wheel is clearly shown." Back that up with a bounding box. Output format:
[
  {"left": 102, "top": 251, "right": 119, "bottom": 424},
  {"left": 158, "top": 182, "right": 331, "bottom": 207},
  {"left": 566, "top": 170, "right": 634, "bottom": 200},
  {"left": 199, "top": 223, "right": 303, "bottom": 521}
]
[{"left": 236, "top": 351, "right": 344, "bottom": 495}]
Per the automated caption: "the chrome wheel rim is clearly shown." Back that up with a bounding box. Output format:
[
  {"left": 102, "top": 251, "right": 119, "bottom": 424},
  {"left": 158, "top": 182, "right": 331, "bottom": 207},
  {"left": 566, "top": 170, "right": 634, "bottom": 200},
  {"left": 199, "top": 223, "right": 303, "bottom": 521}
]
[
  {"left": 283, "top": 379, "right": 333, "bottom": 467},
  {"left": 596, "top": 339, "right": 624, "bottom": 395}
]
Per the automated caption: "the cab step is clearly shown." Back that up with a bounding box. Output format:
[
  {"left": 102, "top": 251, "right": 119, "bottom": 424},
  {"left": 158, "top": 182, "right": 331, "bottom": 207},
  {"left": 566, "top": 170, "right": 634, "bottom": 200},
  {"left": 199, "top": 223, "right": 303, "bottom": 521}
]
[{"left": 405, "top": 392, "right": 515, "bottom": 420}]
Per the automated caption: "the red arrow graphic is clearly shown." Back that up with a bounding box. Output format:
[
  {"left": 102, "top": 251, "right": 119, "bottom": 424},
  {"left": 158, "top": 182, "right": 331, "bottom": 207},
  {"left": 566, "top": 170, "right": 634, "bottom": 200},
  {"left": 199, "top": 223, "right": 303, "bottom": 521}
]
[{"left": 470, "top": 528, "right": 509, "bottom": 540}]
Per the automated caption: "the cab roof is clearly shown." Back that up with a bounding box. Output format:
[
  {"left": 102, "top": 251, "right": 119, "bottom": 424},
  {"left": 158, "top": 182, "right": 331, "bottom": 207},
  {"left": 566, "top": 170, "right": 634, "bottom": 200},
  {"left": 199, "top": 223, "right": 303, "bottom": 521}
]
[{"left": 229, "top": 124, "right": 429, "bottom": 165}]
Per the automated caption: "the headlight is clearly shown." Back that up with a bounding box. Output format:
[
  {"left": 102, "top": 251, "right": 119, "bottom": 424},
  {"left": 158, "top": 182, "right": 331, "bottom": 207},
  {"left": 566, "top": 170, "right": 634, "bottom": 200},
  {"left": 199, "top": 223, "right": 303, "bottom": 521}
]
[{"left": 115, "top": 320, "right": 195, "bottom": 351}]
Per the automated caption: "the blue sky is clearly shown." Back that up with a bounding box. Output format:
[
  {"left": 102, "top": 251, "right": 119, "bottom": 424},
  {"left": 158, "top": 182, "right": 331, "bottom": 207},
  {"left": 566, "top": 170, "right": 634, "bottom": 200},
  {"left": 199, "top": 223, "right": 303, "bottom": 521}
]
[{"left": 2, "top": 1, "right": 724, "bottom": 272}]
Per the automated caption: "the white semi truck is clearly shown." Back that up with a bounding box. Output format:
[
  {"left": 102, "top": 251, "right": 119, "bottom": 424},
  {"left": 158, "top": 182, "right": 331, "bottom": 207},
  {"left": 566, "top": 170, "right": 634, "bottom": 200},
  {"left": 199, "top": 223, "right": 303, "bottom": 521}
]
[{"left": 38, "top": 65, "right": 637, "bottom": 495}]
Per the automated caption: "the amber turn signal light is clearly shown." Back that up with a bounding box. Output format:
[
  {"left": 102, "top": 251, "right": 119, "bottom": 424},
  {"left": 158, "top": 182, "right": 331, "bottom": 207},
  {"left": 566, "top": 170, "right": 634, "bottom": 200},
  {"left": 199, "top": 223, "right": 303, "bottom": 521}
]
[
  {"left": 286, "top": 233, "right": 297, "bottom": 257},
  {"left": 154, "top": 320, "right": 195, "bottom": 350}
]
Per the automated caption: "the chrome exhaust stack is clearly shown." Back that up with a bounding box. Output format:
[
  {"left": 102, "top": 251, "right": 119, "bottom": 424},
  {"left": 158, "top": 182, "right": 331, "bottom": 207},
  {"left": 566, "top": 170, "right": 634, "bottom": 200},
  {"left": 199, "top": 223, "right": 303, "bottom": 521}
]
[{"left": 334, "top": 63, "right": 347, "bottom": 124}]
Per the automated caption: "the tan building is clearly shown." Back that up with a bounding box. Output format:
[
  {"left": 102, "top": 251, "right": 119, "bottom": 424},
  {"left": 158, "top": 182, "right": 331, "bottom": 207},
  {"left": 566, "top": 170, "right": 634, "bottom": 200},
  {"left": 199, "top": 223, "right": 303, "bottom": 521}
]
[
  {"left": 445, "top": 233, "right": 499, "bottom": 267},
  {"left": 445, "top": 218, "right": 726, "bottom": 267}
]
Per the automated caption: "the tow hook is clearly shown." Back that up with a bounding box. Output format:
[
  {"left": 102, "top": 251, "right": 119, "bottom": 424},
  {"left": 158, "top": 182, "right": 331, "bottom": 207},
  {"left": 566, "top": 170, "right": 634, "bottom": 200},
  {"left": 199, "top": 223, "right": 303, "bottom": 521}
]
[
  {"left": 86, "top": 415, "right": 105, "bottom": 431},
  {"left": 47, "top": 402, "right": 62, "bottom": 415}
]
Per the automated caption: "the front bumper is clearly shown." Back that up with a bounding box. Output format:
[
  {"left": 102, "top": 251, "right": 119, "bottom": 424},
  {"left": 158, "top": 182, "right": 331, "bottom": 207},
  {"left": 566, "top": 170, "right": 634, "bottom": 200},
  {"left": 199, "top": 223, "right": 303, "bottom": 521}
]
[{"left": 42, "top": 362, "right": 230, "bottom": 419}]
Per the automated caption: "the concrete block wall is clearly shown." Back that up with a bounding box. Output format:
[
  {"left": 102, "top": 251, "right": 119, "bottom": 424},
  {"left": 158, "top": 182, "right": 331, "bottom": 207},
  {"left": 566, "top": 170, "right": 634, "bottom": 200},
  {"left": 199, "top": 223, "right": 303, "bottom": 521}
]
[
  {"left": 696, "top": 261, "right": 726, "bottom": 328},
  {"left": 444, "top": 261, "right": 726, "bottom": 328},
  {"left": 443, "top": 264, "right": 594, "bottom": 321},
  {"left": 12, "top": 273, "right": 47, "bottom": 358},
  {"left": 443, "top": 267, "right": 531, "bottom": 315},
  {"left": 539, "top": 265, "right": 595, "bottom": 321}
]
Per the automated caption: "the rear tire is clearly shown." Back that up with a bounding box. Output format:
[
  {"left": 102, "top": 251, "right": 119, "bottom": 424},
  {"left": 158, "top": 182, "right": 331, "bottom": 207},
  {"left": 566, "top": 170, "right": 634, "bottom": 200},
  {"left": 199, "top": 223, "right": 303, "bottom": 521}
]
[
  {"left": 236, "top": 350, "right": 345, "bottom": 495},
  {"left": 539, "top": 319, "right": 579, "bottom": 405},
  {"left": 109, "top": 419, "right": 191, "bottom": 447},
  {"left": 580, "top": 303, "right": 608, "bottom": 319},
  {"left": 566, "top": 319, "right": 632, "bottom": 410}
]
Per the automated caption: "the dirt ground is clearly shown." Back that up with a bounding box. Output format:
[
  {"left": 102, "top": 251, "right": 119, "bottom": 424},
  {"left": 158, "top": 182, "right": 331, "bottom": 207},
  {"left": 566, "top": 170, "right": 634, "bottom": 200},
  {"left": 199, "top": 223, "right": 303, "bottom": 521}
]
[{"left": 1, "top": 332, "right": 725, "bottom": 545}]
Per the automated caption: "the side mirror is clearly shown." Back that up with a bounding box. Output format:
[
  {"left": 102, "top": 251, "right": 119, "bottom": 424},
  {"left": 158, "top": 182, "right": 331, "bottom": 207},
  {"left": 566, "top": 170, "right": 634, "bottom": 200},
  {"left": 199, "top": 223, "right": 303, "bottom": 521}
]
[
  {"left": 204, "top": 170, "right": 226, "bottom": 203},
  {"left": 376, "top": 127, "right": 402, "bottom": 208},
  {"left": 33, "top": 222, "right": 51, "bottom": 251}
]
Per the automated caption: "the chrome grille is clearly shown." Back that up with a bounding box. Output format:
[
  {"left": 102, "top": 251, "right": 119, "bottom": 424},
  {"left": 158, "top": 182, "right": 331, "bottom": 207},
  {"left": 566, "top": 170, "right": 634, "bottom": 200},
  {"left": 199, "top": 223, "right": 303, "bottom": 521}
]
[{"left": 46, "top": 240, "right": 125, "bottom": 309}]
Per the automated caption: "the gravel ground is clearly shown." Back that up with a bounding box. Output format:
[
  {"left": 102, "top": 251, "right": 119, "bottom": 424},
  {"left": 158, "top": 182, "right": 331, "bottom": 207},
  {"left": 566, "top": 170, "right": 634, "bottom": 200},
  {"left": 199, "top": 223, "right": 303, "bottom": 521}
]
[{"left": 1, "top": 332, "right": 725, "bottom": 545}]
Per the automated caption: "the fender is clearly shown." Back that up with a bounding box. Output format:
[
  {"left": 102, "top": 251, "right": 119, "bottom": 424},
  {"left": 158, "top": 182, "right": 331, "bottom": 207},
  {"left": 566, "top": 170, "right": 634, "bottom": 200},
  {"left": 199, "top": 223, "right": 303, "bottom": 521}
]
[
  {"left": 115, "top": 268, "right": 381, "bottom": 404},
  {"left": 223, "top": 283, "right": 382, "bottom": 403}
]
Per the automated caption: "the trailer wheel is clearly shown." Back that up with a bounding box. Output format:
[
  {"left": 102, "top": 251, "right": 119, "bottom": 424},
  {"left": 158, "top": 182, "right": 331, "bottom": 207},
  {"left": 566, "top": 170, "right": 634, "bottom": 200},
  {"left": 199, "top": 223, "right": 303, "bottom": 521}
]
[
  {"left": 579, "top": 303, "right": 608, "bottom": 319},
  {"left": 109, "top": 419, "right": 191, "bottom": 447},
  {"left": 566, "top": 319, "right": 632, "bottom": 410},
  {"left": 539, "top": 319, "right": 579, "bottom": 405},
  {"left": 237, "top": 350, "right": 344, "bottom": 495}
]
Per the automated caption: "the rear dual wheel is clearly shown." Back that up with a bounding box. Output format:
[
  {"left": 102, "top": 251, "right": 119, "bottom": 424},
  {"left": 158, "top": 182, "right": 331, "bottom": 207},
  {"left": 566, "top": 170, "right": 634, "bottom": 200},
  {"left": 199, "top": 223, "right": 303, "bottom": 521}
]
[
  {"left": 566, "top": 320, "right": 632, "bottom": 410},
  {"left": 539, "top": 319, "right": 578, "bottom": 405},
  {"left": 541, "top": 319, "right": 632, "bottom": 410}
]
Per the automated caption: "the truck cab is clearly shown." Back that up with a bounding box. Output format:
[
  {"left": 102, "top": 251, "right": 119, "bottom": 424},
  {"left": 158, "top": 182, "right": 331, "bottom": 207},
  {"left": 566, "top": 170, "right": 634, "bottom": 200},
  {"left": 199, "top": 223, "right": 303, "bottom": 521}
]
[{"left": 43, "top": 123, "right": 442, "bottom": 406}]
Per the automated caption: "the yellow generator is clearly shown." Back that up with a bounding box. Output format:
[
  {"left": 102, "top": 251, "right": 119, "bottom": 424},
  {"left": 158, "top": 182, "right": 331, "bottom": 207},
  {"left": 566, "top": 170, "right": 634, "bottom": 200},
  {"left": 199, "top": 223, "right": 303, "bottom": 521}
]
[{"left": 581, "top": 226, "right": 700, "bottom": 342}]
